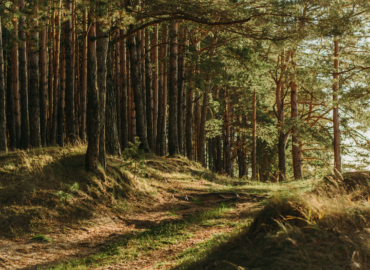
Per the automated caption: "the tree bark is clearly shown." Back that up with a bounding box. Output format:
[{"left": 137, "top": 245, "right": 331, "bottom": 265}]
[
  {"left": 156, "top": 24, "right": 167, "bottom": 156},
  {"left": 0, "top": 17, "right": 6, "bottom": 153},
  {"left": 177, "top": 27, "right": 186, "bottom": 156},
  {"left": 19, "top": 0, "right": 29, "bottom": 149},
  {"left": 96, "top": 22, "right": 108, "bottom": 168},
  {"left": 252, "top": 90, "right": 257, "bottom": 180},
  {"left": 29, "top": 8, "right": 42, "bottom": 148},
  {"left": 85, "top": 16, "right": 100, "bottom": 173},
  {"left": 127, "top": 30, "right": 149, "bottom": 152},
  {"left": 58, "top": 28, "right": 65, "bottom": 147},
  {"left": 168, "top": 21, "right": 179, "bottom": 156},
  {"left": 80, "top": 9, "right": 87, "bottom": 141},
  {"left": 40, "top": 27, "right": 48, "bottom": 147},
  {"left": 152, "top": 25, "right": 158, "bottom": 151},
  {"left": 51, "top": 6, "right": 61, "bottom": 146},
  {"left": 186, "top": 72, "right": 193, "bottom": 160},
  {"left": 290, "top": 51, "right": 302, "bottom": 179},
  {"left": 106, "top": 42, "right": 121, "bottom": 156},
  {"left": 6, "top": 40, "right": 16, "bottom": 151},
  {"left": 65, "top": 0, "right": 76, "bottom": 143},
  {"left": 145, "top": 27, "right": 153, "bottom": 151},
  {"left": 277, "top": 81, "right": 286, "bottom": 181},
  {"left": 12, "top": 16, "right": 20, "bottom": 148},
  {"left": 120, "top": 29, "right": 128, "bottom": 150},
  {"left": 48, "top": 20, "right": 54, "bottom": 144},
  {"left": 333, "top": 37, "right": 341, "bottom": 172}
]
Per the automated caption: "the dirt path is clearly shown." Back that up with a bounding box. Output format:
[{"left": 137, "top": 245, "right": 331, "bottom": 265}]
[{"left": 0, "top": 184, "right": 262, "bottom": 270}]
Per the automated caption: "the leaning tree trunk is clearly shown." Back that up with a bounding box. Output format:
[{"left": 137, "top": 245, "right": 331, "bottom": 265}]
[
  {"left": 333, "top": 37, "right": 341, "bottom": 172},
  {"left": 105, "top": 42, "right": 121, "bottom": 156},
  {"left": 0, "top": 17, "right": 6, "bottom": 153},
  {"left": 85, "top": 16, "right": 100, "bottom": 173},
  {"left": 96, "top": 22, "right": 109, "bottom": 168},
  {"left": 127, "top": 31, "right": 149, "bottom": 152},
  {"left": 29, "top": 12, "right": 42, "bottom": 148},
  {"left": 168, "top": 21, "right": 179, "bottom": 156},
  {"left": 19, "top": 0, "right": 29, "bottom": 150},
  {"left": 65, "top": 0, "right": 76, "bottom": 143}
]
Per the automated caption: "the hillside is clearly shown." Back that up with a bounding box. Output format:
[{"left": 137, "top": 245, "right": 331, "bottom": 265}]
[{"left": 1, "top": 146, "right": 370, "bottom": 269}]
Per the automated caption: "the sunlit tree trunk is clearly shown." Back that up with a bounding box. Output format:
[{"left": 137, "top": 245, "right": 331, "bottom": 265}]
[
  {"left": 12, "top": 13, "right": 20, "bottom": 148},
  {"left": 40, "top": 27, "right": 48, "bottom": 147},
  {"left": 48, "top": 18, "right": 54, "bottom": 144},
  {"left": 80, "top": 9, "right": 87, "bottom": 141},
  {"left": 145, "top": 27, "right": 153, "bottom": 151},
  {"left": 152, "top": 25, "right": 158, "bottom": 151},
  {"left": 333, "top": 37, "right": 341, "bottom": 172},
  {"left": 120, "top": 29, "right": 128, "bottom": 150},
  {"left": 178, "top": 27, "right": 186, "bottom": 156},
  {"left": 58, "top": 27, "right": 65, "bottom": 147}
]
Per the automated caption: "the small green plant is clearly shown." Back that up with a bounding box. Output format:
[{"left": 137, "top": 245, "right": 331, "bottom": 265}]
[
  {"left": 32, "top": 234, "right": 54, "bottom": 243},
  {"left": 168, "top": 207, "right": 180, "bottom": 217},
  {"left": 122, "top": 137, "right": 146, "bottom": 178},
  {"left": 55, "top": 182, "right": 79, "bottom": 203},
  {"left": 192, "top": 197, "right": 201, "bottom": 204}
]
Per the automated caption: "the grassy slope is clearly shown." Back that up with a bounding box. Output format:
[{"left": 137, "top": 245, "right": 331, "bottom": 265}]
[{"left": 2, "top": 145, "right": 366, "bottom": 270}]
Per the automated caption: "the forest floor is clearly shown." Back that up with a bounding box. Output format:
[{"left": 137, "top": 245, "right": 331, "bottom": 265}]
[{"left": 1, "top": 145, "right": 370, "bottom": 269}]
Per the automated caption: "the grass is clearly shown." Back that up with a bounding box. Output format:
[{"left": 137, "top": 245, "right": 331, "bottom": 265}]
[{"left": 32, "top": 234, "right": 54, "bottom": 243}]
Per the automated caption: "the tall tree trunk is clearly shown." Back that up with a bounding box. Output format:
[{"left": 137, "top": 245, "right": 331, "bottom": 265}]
[
  {"left": 48, "top": 20, "right": 54, "bottom": 144},
  {"left": 12, "top": 15, "right": 20, "bottom": 148},
  {"left": 333, "top": 37, "right": 341, "bottom": 172},
  {"left": 156, "top": 24, "right": 167, "bottom": 156},
  {"left": 277, "top": 81, "right": 286, "bottom": 181},
  {"left": 152, "top": 25, "right": 158, "bottom": 151},
  {"left": 177, "top": 27, "right": 186, "bottom": 156},
  {"left": 186, "top": 72, "right": 193, "bottom": 160},
  {"left": 65, "top": 0, "right": 76, "bottom": 143},
  {"left": 58, "top": 28, "right": 65, "bottom": 147},
  {"left": 120, "top": 29, "right": 128, "bottom": 150},
  {"left": 29, "top": 8, "right": 42, "bottom": 148},
  {"left": 96, "top": 22, "right": 108, "bottom": 168},
  {"left": 0, "top": 17, "right": 6, "bottom": 153},
  {"left": 116, "top": 33, "right": 121, "bottom": 143},
  {"left": 85, "top": 15, "right": 100, "bottom": 173},
  {"left": 127, "top": 31, "right": 149, "bottom": 152},
  {"left": 252, "top": 90, "right": 257, "bottom": 180},
  {"left": 40, "top": 27, "right": 48, "bottom": 147},
  {"left": 224, "top": 91, "right": 231, "bottom": 175},
  {"left": 80, "top": 9, "right": 87, "bottom": 141},
  {"left": 168, "top": 21, "right": 179, "bottom": 156},
  {"left": 106, "top": 42, "right": 121, "bottom": 156},
  {"left": 52, "top": 6, "right": 61, "bottom": 146},
  {"left": 145, "top": 27, "right": 153, "bottom": 151},
  {"left": 290, "top": 51, "right": 302, "bottom": 179},
  {"left": 19, "top": 0, "right": 29, "bottom": 149},
  {"left": 198, "top": 85, "right": 209, "bottom": 166},
  {"left": 6, "top": 42, "right": 16, "bottom": 151}
]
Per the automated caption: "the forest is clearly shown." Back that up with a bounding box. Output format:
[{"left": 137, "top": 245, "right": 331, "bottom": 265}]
[{"left": 2, "top": 0, "right": 370, "bottom": 269}]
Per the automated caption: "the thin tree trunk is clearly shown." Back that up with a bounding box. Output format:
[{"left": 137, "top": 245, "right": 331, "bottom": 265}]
[
  {"left": 6, "top": 41, "right": 16, "bottom": 151},
  {"left": 65, "top": 0, "right": 76, "bottom": 143},
  {"left": 127, "top": 30, "right": 149, "bottom": 152},
  {"left": 333, "top": 37, "right": 341, "bottom": 172},
  {"left": 224, "top": 91, "right": 231, "bottom": 175},
  {"left": 156, "top": 24, "right": 167, "bottom": 156},
  {"left": 80, "top": 9, "right": 87, "bottom": 141},
  {"left": 29, "top": 7, "right": 42, "bottom": 148},
  {"left": 52, "top": 5, "right": 61, "bottom": 146},
  {"left": 0, "top": 17, "right": 6, "bottom": 153},
  {"left": 152, "top": 25, "right": 158, "bottom": 151},
  {"left": 40, "top": 27, "right": 48, "bottom": 147},
  {"left": 145, "top": 27, "right": 153, "bottom": 152},
  {"left": 120, "top": 29, "right": 128, "bottom": 150},
  {"left": 58, "top": 28, "right": 65, "bottom": 147},
  {"left": 48, "top": 20, "right": 54, "bottom": 144},
  {"left": 290, "top": 51, "right": 302, "bottom": 179},
  {"left": 168, "top": 21, "right": 179, "bottom": 156},
  {"left": 252, "top": 90, "right": 257, "bottom": 180},
  {"left": 96, "top": 22, "right": 108, "bottom": 168},
  {"left": 85, "top": 15, "right": 100, "bottom": 173},
  {"left": 19, "top": 0, "right": 29, "bottom": 149},
  {"left": 277, "top": 80, "right": 286, "bottom": 180},
  {"left": 116, "top": 33, "right": 121, "bottom": 143},
  {"left": 177, "top": 27, "right": 186, "bottom": 156},
  {"left": 12, "top": 15, "right": 20, "bottom": 148}
]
